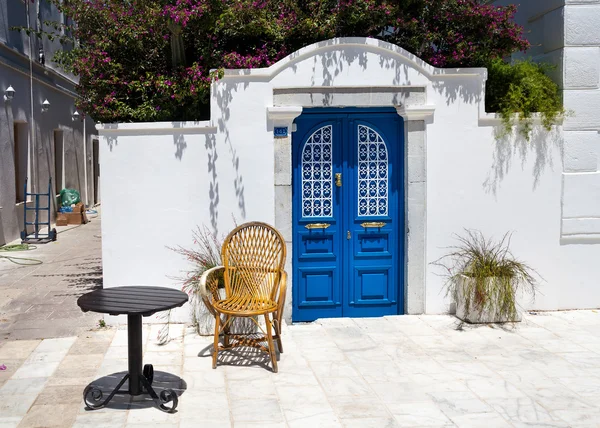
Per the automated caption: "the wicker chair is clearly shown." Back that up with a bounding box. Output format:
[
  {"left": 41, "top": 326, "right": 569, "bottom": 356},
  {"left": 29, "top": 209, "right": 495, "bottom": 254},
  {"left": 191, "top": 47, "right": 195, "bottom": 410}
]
[{"left": 199, "top": 222, "right": 287, "bottom": 372}]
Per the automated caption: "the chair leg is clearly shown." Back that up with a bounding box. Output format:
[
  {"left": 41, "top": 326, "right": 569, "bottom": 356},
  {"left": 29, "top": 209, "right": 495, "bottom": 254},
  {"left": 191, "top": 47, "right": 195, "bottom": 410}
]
[
  {"left": 212, "top": 313, "right": 220, "bottom": 369},
  {"left": 264, "top": 314, "right": 278, "bottom": 373},
  {"left": 223, "top": 315, "right": 230, "bottom": 347},
  {"left": 273, "top": 317, "right": 283, "bottom": 353}
]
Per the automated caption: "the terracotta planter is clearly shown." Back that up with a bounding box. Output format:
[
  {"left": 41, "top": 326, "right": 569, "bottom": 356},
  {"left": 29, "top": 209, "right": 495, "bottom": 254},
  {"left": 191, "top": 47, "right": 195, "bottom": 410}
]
[{"left": 455, "top": 274, "right": 522, "bottom": 323}]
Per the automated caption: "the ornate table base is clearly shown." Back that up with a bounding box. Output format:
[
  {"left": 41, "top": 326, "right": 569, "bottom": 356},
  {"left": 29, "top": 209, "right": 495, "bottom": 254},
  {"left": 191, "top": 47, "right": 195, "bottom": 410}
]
[
  {"left": 83, "top": 314, "right": 179, "bottom": 413},
  {"left": 83, "top": 367, "right": 178, "bottom": 413}
]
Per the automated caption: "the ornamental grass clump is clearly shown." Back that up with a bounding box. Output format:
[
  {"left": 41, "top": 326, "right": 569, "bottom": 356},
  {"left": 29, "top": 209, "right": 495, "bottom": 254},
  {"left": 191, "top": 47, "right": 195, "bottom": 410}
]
[
  {"left": 172, "top": 225, "right": 225, "bottom": 295},
  {"left": 434, "top": 230, "right": 539, "bottom": 323},
  {"left": 162, "top": 225, "right": 225, "bottom": 342},
  {"left": 169, "top": 225, "right": 226, "bottom": 329}
]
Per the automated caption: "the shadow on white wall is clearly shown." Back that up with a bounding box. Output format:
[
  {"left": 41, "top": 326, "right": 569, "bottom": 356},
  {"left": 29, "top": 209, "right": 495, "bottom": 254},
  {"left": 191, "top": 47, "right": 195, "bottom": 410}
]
[{"left": 483, "top": 125, "right": 562, "bottom": 197}]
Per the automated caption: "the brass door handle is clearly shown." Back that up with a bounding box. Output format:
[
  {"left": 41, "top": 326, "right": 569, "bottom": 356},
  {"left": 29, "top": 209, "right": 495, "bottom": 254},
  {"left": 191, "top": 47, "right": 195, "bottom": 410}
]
[
  {"left": 305, "top": 223, "right": 331, "bottom": 230},
  {"left": 360, "top": 221, "right": 386, "bottom": 228},
  {"left": 335, "top": 173, "right": 342, "bottom": 187}
]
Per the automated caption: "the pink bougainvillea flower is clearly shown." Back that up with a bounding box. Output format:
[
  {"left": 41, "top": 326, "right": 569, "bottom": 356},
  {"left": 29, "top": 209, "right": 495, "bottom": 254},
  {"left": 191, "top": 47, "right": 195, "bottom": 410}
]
[{"left": 30, "top": 0, "right": 529, "bottom": 122}]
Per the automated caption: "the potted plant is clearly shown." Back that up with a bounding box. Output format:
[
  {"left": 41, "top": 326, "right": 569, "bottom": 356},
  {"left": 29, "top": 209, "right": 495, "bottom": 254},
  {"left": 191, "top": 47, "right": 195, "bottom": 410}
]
[
  {"left": 171, "top": 221, "right": 258, "bottom": 336},
  {"left": 170, "top": 225, "right": 226, "bottom": 334},
  {"left": 434, "top": 230, "right": 539, "bottom": 323}
]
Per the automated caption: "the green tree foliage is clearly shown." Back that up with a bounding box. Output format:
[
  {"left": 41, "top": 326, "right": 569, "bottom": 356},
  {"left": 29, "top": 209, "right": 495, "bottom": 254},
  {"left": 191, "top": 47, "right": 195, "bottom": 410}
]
[
  {"left": 486, "top": 58, "right": 564, "bottom": 138},
  {"left": 14, "top": 0, "right": 563, "bottom": 134}
]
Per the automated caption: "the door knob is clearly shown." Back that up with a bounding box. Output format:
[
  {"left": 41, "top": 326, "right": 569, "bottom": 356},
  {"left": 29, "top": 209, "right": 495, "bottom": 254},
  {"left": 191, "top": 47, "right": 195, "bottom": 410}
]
[
  {"left": 347, "top": 230, "right": 351, "bottom": 240},
  {"left": 335, "top": 173, "right": 342, "bottom": 187}
]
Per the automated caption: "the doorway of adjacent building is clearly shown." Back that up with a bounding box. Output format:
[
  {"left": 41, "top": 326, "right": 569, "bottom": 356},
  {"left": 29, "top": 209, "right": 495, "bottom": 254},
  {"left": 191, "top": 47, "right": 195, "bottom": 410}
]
[
  {"left": 14, "top": 122, "right": 29, "bottom": 203},
  {"left": 53, "top": 130, "right": 64, "bottom": 194},
  {"left": 292, "top": 108, "right": 404, "bottom": 322}
]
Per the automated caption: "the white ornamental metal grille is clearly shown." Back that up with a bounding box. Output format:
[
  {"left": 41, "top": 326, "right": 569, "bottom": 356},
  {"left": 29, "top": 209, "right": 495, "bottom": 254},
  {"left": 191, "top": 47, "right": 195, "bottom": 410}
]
[
  {"left": 358, "top": 125, "right": 388, "bottom": 216},
  {"left": 301, "top": 125, "right": 333, "bottom": 218}
]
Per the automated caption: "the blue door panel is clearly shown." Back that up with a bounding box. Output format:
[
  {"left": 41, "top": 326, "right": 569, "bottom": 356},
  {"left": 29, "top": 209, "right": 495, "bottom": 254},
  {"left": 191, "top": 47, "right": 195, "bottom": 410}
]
[
  {"left": 298, "top": 267, "right": 339, "bottom": 304},
  {"left": 292, "top": 108, "right": 404, "bottom": 322},
  {"left": 353, "top": 266, "right": 393, "bottom": 304},
  {"left": 356, "top": 231, "right": 392, "bottom": 256},
  {"left": 349, "top": 266, "right": 397, "bottom": 318},
  {"left": 302, "top": 235, "right": 334, "bottom": 255},
  {"left": 299, "top": 230, "right": 337, "bottom": 259},
  {"left": 296, "top": 266, "right": 342, "bottom": 319}
]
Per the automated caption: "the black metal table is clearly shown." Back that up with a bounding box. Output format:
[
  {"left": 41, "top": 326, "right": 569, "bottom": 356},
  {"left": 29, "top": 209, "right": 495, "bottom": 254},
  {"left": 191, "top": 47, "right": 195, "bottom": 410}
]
[{"left": 77, "top": 286, "right": 188, "bottom": 413}]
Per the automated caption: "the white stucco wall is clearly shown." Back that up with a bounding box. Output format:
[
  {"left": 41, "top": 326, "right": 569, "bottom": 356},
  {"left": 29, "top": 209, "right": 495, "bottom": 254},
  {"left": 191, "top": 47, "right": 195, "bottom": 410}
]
[
  {"left": 495, "top": 0, "right": 600, "bottom": 242},
  {"left": 562, "top": 2, "right": 600, "bottom": 242},
  {"left": 98, "top": 122, "right": 273, "bottom": 323},
  {"left": 426, "top": 116, "right": 600, "bottom": 312},
  {"left": 98, "top": 38, "right": 600, "bottom": 325}
]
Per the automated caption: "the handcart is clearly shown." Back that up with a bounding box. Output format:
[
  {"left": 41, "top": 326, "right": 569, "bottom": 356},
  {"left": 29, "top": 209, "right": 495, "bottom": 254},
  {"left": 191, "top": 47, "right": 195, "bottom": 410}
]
[{"left": 21, "top": 177, "right": 57, "bottom": 243}]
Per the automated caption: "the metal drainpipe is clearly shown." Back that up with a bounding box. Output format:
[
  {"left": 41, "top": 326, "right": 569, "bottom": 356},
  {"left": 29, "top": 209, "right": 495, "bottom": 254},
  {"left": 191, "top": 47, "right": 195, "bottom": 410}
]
[
  {"left": 25, "top": 0, "right": 36, "bottom": 196},
  {"left": 83, "top": 119, "right": 88, "bottom": 206}
]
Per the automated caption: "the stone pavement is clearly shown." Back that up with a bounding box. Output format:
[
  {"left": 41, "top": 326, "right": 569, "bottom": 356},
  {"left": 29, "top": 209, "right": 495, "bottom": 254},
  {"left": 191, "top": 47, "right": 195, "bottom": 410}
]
[
  {"left": 0, "top": 209, "right": 102, "bottom": 340},
  {"left": 2, "top": 310, "right": 600, "bottom": 427}
]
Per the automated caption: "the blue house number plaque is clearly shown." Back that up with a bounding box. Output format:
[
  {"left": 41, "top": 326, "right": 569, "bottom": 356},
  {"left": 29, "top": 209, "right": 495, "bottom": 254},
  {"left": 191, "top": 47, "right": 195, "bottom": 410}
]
[{"left": 274, "top": 127, "right": 288, "bottom": 138}]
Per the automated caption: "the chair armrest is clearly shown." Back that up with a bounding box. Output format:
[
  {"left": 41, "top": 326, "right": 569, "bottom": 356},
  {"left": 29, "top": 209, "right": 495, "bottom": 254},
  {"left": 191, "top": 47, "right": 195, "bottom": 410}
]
[{"left": 199, "top": 266, "right": 225, "bottom": 317}]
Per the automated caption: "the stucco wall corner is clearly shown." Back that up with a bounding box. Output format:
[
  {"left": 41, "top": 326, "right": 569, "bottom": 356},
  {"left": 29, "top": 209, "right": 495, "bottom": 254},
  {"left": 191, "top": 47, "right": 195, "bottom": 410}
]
[
  {"left": 396, "top": 105, "right": 435, "bottom": 122},
  {"left": 266, "top": 106, "right": 303, "bottom": 125}
]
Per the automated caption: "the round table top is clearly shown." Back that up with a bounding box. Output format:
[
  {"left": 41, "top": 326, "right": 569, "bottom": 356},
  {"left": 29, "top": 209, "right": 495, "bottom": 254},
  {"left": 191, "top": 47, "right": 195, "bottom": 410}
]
[{"left": 77, "top": 286, "right": 189, "bottom": 316}]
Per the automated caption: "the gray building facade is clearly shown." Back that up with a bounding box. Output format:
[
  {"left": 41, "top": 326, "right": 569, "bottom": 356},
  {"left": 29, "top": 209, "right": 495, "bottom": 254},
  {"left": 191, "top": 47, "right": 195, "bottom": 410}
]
[{"left": 1, "top": 0, "right": 98, "bottom": 245}]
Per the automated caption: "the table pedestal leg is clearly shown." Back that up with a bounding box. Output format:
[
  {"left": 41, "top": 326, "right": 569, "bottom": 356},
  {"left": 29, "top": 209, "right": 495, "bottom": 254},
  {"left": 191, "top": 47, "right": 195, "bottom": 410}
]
[
  {"left": 83, "top": 313, "right": 179, "bottom": 413},
  {"left": 127, "top": 314, "right": 143, "bottom": 395}
]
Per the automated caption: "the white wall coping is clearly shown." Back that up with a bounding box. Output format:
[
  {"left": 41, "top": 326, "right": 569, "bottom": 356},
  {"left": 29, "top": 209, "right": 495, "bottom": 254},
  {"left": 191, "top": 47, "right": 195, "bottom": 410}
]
[
  {"left": 396, "top": 105, "right": 436, "bottom": 121},
  {"left": 96, "top": 121, "right": 217, "bottom": 134},
  {"left": 92, "top": 38, "right": 561, "bottom": 132},
  {"left": 266, "top": 106, "right": 304, "bottom": 122},
  {"left": 477, "top": 102, "right": 565, "bottom": 127},
  {"left": 217, "top": 38, "right": 488, "bottom": 82}
]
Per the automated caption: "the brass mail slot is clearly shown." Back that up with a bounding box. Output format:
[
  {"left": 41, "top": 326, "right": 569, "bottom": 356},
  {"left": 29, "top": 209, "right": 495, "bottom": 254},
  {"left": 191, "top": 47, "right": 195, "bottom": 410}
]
[
  {"left": 305, "top": 223, "right": 331, "bottom": 230},
  {"left": 360, "top": 221, "right": 386, "bottom": 228}
]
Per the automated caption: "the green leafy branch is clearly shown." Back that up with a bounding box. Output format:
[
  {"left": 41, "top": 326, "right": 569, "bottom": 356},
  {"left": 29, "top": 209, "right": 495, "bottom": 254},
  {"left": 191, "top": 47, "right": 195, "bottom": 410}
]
[{"left": 486, "top": 58, "right": 567, "bottom": 140}]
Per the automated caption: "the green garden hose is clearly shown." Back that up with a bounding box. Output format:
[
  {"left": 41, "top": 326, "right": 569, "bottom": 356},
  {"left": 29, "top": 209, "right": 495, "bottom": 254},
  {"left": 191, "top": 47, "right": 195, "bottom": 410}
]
[{"left": 0, "top": 244, "right": 43, "bottom": 266}]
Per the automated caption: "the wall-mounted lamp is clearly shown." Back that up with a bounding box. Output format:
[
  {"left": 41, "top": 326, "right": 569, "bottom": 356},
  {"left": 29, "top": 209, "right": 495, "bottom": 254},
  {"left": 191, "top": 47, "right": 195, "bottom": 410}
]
[
  {"left": 42, "top": 99, "right": 50, "bottom": 113},
  {"left": 72, "top": 110, "right": 81, "bottom": 121},
  {"left": 4, "top": 85, "right": 15, "bottom": 101}
]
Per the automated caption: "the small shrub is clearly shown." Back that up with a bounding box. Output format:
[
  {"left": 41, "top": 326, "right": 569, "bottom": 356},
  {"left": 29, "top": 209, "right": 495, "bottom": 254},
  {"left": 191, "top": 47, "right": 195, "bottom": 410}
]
[{"left": 486, "top": 58, "right": 565, "bottom": 140}]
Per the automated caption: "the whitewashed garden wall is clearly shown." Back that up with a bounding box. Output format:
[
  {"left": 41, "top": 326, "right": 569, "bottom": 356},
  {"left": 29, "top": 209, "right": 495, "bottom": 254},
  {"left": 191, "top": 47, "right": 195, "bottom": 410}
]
[{"left": 98, "top": 38, "right": 600, "bottom": 326}]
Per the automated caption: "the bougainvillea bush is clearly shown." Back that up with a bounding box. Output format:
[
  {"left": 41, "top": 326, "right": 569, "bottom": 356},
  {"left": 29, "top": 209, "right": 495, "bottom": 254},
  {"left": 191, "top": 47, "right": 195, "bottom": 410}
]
[{"left": 23, "top": 0, "right": 562, "bottom": 129}]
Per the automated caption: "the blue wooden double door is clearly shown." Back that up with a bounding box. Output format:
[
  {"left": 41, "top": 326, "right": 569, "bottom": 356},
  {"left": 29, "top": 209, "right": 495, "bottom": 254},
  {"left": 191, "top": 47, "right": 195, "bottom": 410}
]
[{"left": 292, "top": 108, "right": 404, "bottom": 322}]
